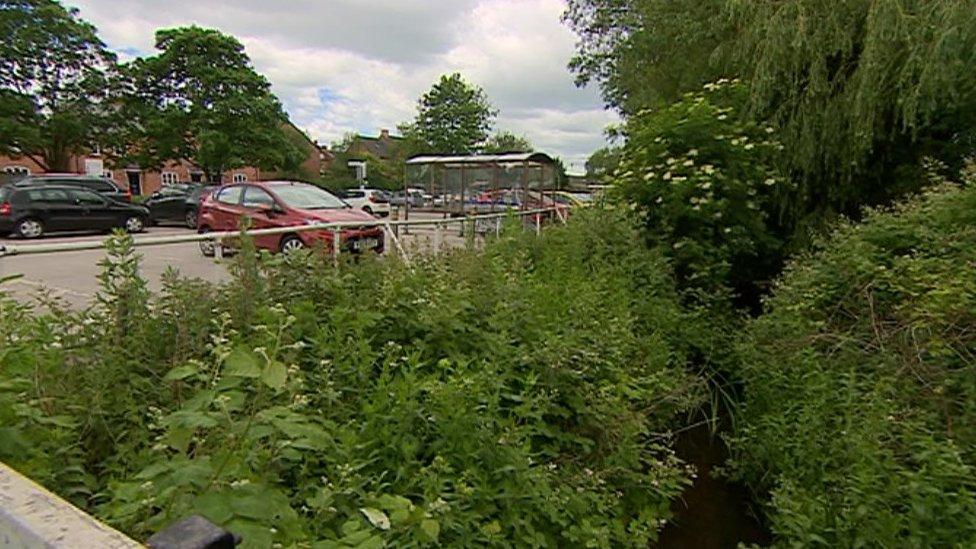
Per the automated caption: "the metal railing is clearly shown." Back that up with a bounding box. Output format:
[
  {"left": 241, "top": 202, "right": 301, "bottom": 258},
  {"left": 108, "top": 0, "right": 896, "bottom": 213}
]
[{"left": 0, "top": 207, "right": 566, "bottom": 264}]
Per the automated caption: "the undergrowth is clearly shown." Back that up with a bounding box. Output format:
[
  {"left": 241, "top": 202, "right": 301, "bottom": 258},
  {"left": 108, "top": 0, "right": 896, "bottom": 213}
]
[
  {"left": 0, "top": 209, "right": 707, "bottom": 547},
  {"left": 729, "top": 177, "right": 976, "bottom": 546}
]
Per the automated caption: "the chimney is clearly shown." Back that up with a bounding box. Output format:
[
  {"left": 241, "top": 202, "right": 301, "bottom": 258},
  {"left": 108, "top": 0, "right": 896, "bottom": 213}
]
[{"left": 380, "top": 129, "right": 390, "bottom": 139}]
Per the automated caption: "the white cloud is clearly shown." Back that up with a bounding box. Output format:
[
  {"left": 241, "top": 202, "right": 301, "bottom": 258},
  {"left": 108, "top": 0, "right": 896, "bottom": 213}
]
[{"left": 69, "top": 0, "right": 618, "bottom": 163}]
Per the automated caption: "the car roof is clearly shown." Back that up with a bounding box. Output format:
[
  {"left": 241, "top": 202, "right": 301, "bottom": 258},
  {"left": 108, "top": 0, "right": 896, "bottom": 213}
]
[{"left": 11, "top": 184, "right": 95, "bottom": 193}]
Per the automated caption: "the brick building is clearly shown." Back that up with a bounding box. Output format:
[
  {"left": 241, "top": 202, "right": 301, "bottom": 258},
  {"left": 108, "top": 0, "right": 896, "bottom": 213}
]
[{"left": 0, "top": 122, "right": 331, "bottom": 196}]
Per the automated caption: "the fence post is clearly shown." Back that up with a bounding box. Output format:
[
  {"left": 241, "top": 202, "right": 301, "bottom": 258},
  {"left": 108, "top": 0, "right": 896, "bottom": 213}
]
[
  {"left": 535, "top": 213, "right": 541, "bottom": 236},
  {"left": 214, "top": 237, "right": 223, "bottom": 261},
  {"left": 434, "top": 221, "right": 443, "bottom": 254},
  {"left": 331, "top": 229, "right": 340, "bottom": 267}
]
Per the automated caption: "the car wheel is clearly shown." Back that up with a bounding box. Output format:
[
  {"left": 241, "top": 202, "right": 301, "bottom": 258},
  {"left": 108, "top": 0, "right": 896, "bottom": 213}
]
[
  {"left": 124, "top": 215, "right": 146, "bottom": 233},
  {"left": 185, "top": 209, "right": 198, "bottom": 229},
  {"left": 279, "top": 235, "right": 305, "bottom": 253},
  {"left": 15, "top": 218, "right": 44, "bottom": 239},
  {"left": 199, "top": 227, "right": 216, "bottom": 257}
]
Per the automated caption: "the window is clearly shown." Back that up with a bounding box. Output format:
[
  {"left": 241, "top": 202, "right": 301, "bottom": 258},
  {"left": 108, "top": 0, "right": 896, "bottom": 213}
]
[
  {"left": 161, "top": 172, "right": 179, "bottom": 185},
  {"left": 2, "top": 166, "right": 30, "bottom": 175},
  {"left": 242, "top": 186, "right": 276, "bottom": 209},
  {"left": 103, "top": 170, "right": 113, "bottom": 179},
  {"left": 216, "top": 186, "right": 244, "bottom": 205},
  {"left": 232, "top": 173, "right": 248, "bottom": 183},
  {"left": 343, "top": 190, "right": 365, "bottom": 199},
  {"left": 32, "top": 188, "right": 72, "bottom": 204},
  {"left": 69, "top": 189, "right": 107, "bottom": 206}
]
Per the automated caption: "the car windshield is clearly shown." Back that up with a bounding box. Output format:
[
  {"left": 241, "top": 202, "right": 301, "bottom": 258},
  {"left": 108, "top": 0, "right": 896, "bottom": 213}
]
[{"left": 271, "top": 184, "right": 347, "bottom": 210}]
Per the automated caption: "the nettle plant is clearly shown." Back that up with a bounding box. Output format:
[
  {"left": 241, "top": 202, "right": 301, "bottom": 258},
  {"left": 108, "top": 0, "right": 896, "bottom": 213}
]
[
  {"left": 2, "top": 210, "right": 706, "bottom": 548},
  {"left": 613, "top": 79, "right": 791, "bottom": 305}
]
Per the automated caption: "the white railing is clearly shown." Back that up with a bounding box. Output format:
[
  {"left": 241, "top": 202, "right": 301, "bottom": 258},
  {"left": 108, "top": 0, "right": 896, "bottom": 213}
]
[{"left": 0, "top": 208, "right": 565, "bottom": 264}]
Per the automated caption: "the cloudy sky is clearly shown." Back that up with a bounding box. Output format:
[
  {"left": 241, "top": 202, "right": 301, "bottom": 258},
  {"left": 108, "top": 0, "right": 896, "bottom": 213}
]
[{"left": 68, "top": 0, "right": 617, "bottom": 173}]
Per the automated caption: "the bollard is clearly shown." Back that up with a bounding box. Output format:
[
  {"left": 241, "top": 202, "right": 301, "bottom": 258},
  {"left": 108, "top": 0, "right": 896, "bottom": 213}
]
[
  {"left": 214, "top": 238, "right": 223, "bottom": 261},
  {"left": 535, "top": 214, "right": 541, "bottom": 236}
]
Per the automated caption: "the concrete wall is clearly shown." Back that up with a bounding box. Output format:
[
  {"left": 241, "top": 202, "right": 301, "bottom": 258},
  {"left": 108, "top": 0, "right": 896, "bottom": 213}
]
[{"left": 0, "top": 462, "right": 140, "bottom": 548}]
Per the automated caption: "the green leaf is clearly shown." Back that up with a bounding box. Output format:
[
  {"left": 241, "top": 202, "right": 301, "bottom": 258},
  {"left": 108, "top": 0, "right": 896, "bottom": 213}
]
[
  {"left": 360, "top": 507, "right": 390, "bottom": 531},
  {"left": 261, "top": 360, "right": 287, "bottom": 390},
  {"left": 164, "top": 364, "right": 199, "bottom": 381},
  {"left": 194, "top": 491, "right": 234, "bottom": 524},
  {"left": 224, "top": 347, "right": 261, "bottom": 378},
  {"left": 376, "top": 494, "right": 412, "bottom": 512},
  {"left": 419, "top": 519, "right": 440, "bottom": 543}
]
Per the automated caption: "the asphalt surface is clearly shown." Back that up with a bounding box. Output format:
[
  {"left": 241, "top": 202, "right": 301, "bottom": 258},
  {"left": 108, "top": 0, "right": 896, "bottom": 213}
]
[{"left": 0, "top": 212, "right": 470, "bottom": 309}]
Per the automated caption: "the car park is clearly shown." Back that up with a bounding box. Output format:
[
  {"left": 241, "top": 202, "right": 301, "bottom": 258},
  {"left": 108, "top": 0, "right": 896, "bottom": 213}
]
[
  {"left": 145, "top": 183, "right": 218, "bottom": 228},
  {"left": 0, "top": 184, "right": 149, "bottom": 239},
  {"left": 9, "top": 174, "right": 133, "bottom": 202},
  {"left": 196, "top": 181, "right": 384, "bottom": 256},
  {"left": 338, "top": 188, "right": 391, "bottom": 217},
  {"left": 389, "top": 189, "right": 427, "bottom": 208}
]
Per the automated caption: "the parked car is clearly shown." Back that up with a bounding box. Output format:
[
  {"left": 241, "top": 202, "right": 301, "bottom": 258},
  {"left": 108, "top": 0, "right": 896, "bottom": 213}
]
[
  {"left": 196, "top": 181, "right": 384, "bottom": 256},
  {"left": 9, "top": 174, "right": 133, "bottom": 202},
  {"left": 338, "top": 188, "right": 391, "bottom": 217},
  {"left": 0, "top": 184, "right": 149, "bottom": 239},
  {"left": 389, "top": 189, "right": 426, "bottom": 208},
  {"left": 145, "top": 184, "right": 218, "bottom": 228}
]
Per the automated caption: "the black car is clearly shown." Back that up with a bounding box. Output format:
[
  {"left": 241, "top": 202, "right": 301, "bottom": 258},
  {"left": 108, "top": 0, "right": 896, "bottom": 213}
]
[
  {"left": 145, "top": 184, "right": 217, "bottom": 228},
  {"left": 0, "top": 184, "right": 149, "bottom": 239},
  {"left": 11, "top": 174, "right": 132, "bottom": 202}
]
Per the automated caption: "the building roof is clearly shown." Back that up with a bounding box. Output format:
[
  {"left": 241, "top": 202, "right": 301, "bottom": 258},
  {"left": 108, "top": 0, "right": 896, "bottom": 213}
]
[
  {"left": 406, "top": 152, "right": 555, "bottom": 166},
  {"left": 347, "top": 130, "right": 403, "bottom": 160}
]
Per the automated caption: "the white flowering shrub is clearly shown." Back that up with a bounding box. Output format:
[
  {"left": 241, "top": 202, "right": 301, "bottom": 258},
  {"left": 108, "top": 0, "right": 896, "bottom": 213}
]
[{"left": 612, "top": 79, "right": 791, "bottom": 306}]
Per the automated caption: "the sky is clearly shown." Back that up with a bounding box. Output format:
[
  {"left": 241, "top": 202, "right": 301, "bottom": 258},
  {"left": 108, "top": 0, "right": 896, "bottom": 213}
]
[{"left": 68, "top": 0, "right": 617, "bottom": 173}]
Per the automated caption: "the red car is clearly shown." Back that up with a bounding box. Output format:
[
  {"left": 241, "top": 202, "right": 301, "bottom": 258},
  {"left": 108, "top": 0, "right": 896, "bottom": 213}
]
[{"left": 197, "top": 181, "right": 384, "bottom": 256}]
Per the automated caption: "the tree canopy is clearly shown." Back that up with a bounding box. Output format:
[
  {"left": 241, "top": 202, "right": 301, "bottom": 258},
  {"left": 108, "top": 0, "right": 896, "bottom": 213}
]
[
  {"left": 565, "top": 0, "right": 976, "bottom": 213},
  {"left": 120, "top": 26, "right": 302, "bottom": 182},
  {"left": 400, "top": 73, "right": 497, "bottom": 155},
  {"left": 482, "top": 131, "right": 533, "bottom": 153},
  {"left": 0, "top": 0, "right": 117, "bottom": 170}
]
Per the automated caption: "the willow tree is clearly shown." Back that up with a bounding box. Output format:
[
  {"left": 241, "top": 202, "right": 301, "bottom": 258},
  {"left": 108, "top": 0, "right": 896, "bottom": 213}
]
[
  {"left": 728, "top": 0, "right": 976, "bottom": 208},
  {"left": 566, "top": 0, "right": 976, "bottom": 213}
]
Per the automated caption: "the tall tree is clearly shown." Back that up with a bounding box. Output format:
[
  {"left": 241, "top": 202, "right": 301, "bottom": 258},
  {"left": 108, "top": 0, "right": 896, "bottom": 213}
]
[
  {"left": 121, "top": 27, "right": 302, "bottom": 182},
  {"left": 482, "top": 131, "right": 533, "bottom": 153},
  {"left": 565, "top": 0, "right": 976, "bottom": 214},
  {"left": 0, "top": 0, "right": 117, "bottom": 170},
  {"left": 584, "top": 146, "right": 621, "bottom": 179},
  {"left": 563, "top": 0, "right": 730, "bottom": 115},
  {"left": 400, "top": 73, "right": 497, "bottom": 154}
]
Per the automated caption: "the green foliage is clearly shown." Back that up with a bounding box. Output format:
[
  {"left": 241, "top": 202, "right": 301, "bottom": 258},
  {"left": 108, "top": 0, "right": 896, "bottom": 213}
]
[
  {"left": 567, "top": 0, "right": 976, "bottom": 218},
  {"left": 0, "top": 0, "right": 118, "bottom": 170},
  {"left": 400, "top": 73, "right": 498, "bottom": 155},
  {"left": 563, "top": 0, "right": 731, "bottom": 115},
  {"left": 482, "top": 131, "right": 533, "bottom": 154},
  {"left": 118, "top": 26, "right": 303, "bottom": 182},
  {"left": 612, "top": 80, "right": 789, "bottom": 306},
  {"left": 585, "top": 146, "right": 622, "bottom": 180},
  {"left": 1, "top": 211, "right": 708, "bottom": 547},
  {"left": 730, "top": 171, "right": 976, "bottom": 546},
  {"left": 727, "top": 0, "right": 976, "bottom": 200}
]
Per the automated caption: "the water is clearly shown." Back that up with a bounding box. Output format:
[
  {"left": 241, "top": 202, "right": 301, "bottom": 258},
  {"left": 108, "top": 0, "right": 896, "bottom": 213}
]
[{"left": 656, "top": 422, "right": 771, "bottom": 548}]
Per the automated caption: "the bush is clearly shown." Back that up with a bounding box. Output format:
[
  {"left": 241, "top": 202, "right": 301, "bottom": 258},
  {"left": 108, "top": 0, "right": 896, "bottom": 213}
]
[
  {"left": 0, "top": 210, "right": 707, "bottom": 547},
  {"left": 729, "top": 172, "right": 976, "bottom": 546},
  {"left": 611, "top": 79, "right": 791, "bottom": 308}
]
